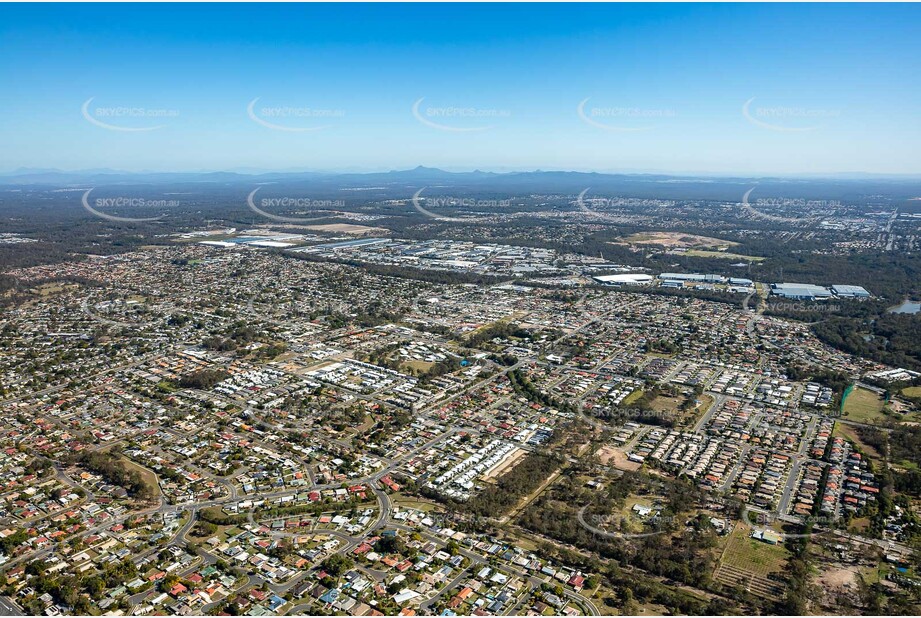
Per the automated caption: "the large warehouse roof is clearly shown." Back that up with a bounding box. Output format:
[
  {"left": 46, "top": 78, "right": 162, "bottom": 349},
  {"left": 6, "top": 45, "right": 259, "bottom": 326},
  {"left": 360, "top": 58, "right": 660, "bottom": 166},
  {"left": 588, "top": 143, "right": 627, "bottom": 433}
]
[
  {"left": 770, "top": 283, "right": 833, "bottom": 299},
  {"left": 593, "top": 273, "right": 653, "bottom": 284},
  {"left": 831, "top": 284, "right": 871, "bottom": 297}
]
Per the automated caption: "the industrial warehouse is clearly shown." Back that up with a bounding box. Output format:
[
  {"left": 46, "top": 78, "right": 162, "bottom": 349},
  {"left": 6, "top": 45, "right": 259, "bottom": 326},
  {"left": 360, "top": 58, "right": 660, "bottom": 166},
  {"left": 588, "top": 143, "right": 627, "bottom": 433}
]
[{"left": 592, "top": 272, "right": 871, "bottom": 300}]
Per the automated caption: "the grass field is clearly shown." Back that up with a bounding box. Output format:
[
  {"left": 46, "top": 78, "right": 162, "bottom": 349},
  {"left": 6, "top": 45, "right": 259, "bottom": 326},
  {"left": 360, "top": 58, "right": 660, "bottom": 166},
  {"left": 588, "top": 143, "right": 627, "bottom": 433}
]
[
  {"left": 618, "top": 496, "right": 659, "bottom": 533},
  {"left": 119, "top": 457, "right": 162, "bottom": 499},
  {"left": 833, "top": 422, "right": 883, "bottom": 460},
  {"left": 622, "top": 389, "right": 645, "bottom": 406},
  {"left": 352, "top": 414, "right": 375, "bottom": 434},
  {"left": 501, "top": 530, "right": 540, "bottom": 552},
  {"left": 902, "top": 386, "right": 921, "bottom": 398},
  {"left": 403, "top": 359, "right": 435, "bottom": 374},
  {"left": 33, "top": 283, "right": 76, "bottom": 295},
  {"left": 842, "top": 387, "right": 887, "bottom": 423},
  {"left": 649, "top": 394, "right": 684, "bottom": 416},
  {"left": 719, "top": 522, "right": 790, "bottom": 576},
  {"left": 620, "top": 231, "right": 739, "bottom": 248},
  {"left": 390, "top": 494, "right": 439, "bottom": 512},
  {"left": 848, "top": 517, "right": 871, "bottom": 535},
  {"left": 681, "top": 393, "right": 715, "bottom": 428},
  {"left": 713, "top": 523, "right": 789, "bottom": 599},
  {"left": 684, "top": 249, "right": 766, "bottom": 262}
]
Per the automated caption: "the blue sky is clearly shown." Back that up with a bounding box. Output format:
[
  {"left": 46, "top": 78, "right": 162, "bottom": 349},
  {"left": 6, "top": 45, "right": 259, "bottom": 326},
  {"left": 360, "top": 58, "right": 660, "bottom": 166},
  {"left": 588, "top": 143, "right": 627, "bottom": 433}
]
[{"left": 1, "top": 3, "right": 919, "bottom": 175}]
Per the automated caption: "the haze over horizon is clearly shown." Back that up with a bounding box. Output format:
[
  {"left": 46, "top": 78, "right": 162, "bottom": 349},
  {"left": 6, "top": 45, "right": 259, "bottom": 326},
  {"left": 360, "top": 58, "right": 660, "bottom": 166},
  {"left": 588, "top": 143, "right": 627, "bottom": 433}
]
[
  {"left": 4, "top": 164, "right": 921, "bottom": 181},
  {"left": 2, "top": 3, "right": 920, "bottom": 175}
]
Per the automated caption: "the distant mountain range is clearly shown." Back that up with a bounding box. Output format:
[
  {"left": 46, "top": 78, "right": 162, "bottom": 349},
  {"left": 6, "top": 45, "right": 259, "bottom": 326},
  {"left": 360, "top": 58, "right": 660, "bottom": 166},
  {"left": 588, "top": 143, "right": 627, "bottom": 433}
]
[
  {"left": 4, "top": 165, "right": 921, "bottom": 183},
  {"left": 2, "top": 166, "right": 919, "bottom": 202}
]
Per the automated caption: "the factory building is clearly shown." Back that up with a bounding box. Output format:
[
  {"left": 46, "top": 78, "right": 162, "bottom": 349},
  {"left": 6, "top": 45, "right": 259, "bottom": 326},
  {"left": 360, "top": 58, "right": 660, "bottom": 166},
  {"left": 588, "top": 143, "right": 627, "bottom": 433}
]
[
  {"left": 831, "top": 284, "right": 871, "bottom": 298},
  {"left": 593, "top": 273, "right": 653, "bottom": 286},
  {"left": 770, "top": 283, "right": 834, "bottom": 300}
]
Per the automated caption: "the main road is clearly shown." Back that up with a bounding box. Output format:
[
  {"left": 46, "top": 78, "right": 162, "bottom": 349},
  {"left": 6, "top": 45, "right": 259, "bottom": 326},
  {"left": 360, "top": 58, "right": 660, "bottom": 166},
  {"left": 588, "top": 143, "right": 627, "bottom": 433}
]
[{"left": 0, "top": 595, "right": 24, "bottom": 616}]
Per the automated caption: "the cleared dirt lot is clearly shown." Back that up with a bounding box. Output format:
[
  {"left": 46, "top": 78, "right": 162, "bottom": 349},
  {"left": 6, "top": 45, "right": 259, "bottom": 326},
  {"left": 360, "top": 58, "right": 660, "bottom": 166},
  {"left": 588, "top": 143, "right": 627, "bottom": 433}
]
[
  {"left": 617, "top": 231, "right": 738, "bottom": 249},
  {"left": 596, "top": 445, "right": 641, "bottom": 471},
  {"left": 482, "top": 447, "right": 527, "bottom": 482},
  {"left": 305, "top": 223, "right": 389, "bottom": 235}
]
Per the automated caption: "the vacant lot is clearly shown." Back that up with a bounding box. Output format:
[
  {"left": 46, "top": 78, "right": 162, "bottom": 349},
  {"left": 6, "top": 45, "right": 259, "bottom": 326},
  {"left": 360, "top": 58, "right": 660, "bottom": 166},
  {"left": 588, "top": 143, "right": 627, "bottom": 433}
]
[
  {"left": 402, "top": 359, "right": 435, "bottom": 374},
  {"left": 649, "top": 394, "right": 685, "bottom": 416},
  {"left": 482, "top": 448, "right": 527, "bottom": 482},
  {"left": 391, "top": 495, "right": 439, "bottom": 512},
  {"left": 713, "top": 522, "right": 789, "bottom": 599},
  {"left": 683, "top": 393, "right": 715, "bottom": 429},
  {"left": 833, "top": 422, "right": 883, "bottom": 460},
  {"left": 720, "top": 522, "right": 790, "bottom": 576},
  {"left": 620, "top": 231, "right": 738, "bottom": 249},
  {"left": 32, "top": 282, "right": 80, "bottom": 296},
  {"left": 842, "top": 387, "right": 886, "bottom": 423},
  {"left": 119, "top": 457, "right": 162, "bottom": 500},
  {"left": 622, "top": 389, "right": 644, "bottom": 406},
  {"left": 902, "top": 386, "right": 921, "bottom": 399},
  {"left": 596, "top": 445, "right": 641, "bottom": 471},
  {"left": 305, "top": 223, "right": 389, "bottom": 235},
  {"left": 683, "top": 249, "right": 766, "bottom": 262}
]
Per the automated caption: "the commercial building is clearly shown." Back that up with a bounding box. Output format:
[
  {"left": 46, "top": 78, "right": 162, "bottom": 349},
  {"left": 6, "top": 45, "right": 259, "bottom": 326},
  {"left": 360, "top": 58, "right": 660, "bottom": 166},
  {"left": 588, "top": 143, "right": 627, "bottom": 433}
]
[
  {"left": 592, "top": 273, "right": 653, "bottom": 286},
  {"left": 770, "top": 283, "right": 833, "bottom": 300},
  {"left": 831, "top": 285, "right": 871, "bottom": 298},
  {"left": 659, "top": 273, "right": 726, "bottom": 283}
]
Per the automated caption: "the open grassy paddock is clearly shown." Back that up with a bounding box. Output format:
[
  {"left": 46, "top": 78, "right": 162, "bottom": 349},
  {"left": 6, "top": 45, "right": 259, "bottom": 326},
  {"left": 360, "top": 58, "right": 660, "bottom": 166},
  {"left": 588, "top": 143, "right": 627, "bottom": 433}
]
[{"left": 842, "top": 387, "right": 887, "bottom": 424}]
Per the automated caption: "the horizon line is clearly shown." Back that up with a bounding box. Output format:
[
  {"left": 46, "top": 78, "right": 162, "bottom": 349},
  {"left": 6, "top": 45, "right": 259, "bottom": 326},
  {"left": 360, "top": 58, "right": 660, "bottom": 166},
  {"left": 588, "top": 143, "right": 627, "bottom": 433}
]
[{"left": 3, "top": 165, "right": 921, "bottom": 181}]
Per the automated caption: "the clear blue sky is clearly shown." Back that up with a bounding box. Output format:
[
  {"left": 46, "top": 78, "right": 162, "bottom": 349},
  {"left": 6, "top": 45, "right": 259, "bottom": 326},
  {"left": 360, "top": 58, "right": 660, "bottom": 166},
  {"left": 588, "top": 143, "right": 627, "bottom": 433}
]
[{"left": 1, "top": 2, "right": 919, "bottom": 175}]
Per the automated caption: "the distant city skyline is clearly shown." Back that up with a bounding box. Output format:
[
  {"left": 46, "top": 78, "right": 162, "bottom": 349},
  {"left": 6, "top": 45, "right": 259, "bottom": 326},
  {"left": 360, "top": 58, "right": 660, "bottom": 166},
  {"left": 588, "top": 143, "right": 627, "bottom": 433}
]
[{"left": 2, "top": 3, "right": 919, "bottom": 175}]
